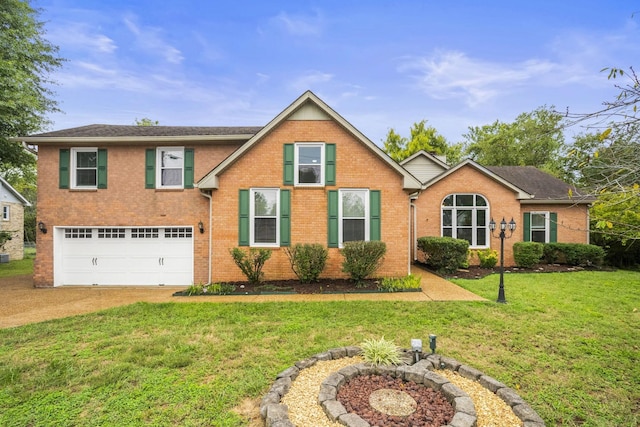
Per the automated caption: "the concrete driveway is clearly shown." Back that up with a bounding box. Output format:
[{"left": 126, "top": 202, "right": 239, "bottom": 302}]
[{"left": 0, "top": 267, "right": 485, "bottom": 329}]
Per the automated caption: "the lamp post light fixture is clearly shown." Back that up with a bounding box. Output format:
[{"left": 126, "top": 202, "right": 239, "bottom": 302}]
[{"left": 489, "top": 217, "right": 516, "bottom": 304}]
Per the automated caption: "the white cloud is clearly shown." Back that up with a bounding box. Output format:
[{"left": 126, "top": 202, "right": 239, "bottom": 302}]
[
  {"left": 289, "top": 71, "right": 334, "bottom": 92},
  {"left": 48, "top": 23, "right": 117, "bottom": 54},
  {"left": 399, "top": 50, "right": 559, "bottom": 107},
  {"left": 270, "top": 10, "right": 324, "bottom": 36},
  {"left": 123, "top": 14, "right": 184, "bottom": 64}
]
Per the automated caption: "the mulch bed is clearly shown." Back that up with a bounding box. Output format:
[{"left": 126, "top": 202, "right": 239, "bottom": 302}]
[{"left": 441, "top": 263, "right": 598, "bottom": 280}]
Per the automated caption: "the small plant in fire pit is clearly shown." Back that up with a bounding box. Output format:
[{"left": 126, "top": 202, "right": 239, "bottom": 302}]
[{"left": 360, "top": 336, "right": 401, "bottom": 366}]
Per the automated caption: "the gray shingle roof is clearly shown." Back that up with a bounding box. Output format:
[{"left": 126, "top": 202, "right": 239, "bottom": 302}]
[
  {"left": 486, "top": 166, "right": 595, "bottom": 202},
  {"left": 30, "top": 124, "right": 263, "bottom": 138}
]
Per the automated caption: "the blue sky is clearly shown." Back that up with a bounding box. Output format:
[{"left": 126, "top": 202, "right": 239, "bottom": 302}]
[{"left": 36, "top": 0, "right": 639, "bottom": 145}]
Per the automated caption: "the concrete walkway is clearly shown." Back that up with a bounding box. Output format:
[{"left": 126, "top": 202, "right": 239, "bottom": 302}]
[{"left": 0, "top": 268, "right": 484, "bottom": 329}]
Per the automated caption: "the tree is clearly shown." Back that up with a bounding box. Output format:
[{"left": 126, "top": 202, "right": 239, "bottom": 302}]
[
  {"left": 134, "top": 117, "right": 159, "bottom": 126},
  {"left": 382, "top": 120, "right": 461, "bottom": 163},
  {"left": 0, "top": 0, "right": 64, "bottom": 171},
  {"left": 461, "top": 106, "right": 566, "bottom": 175}
]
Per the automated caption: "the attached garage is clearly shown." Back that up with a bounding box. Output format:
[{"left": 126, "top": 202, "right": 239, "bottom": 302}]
[{"left": 54, "top": 226, "right": 194, "bottom": 286}]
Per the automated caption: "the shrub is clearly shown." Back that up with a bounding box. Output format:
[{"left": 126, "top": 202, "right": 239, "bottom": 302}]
[
  {"left": 340, "top": 241, "right": 387, "bottom": 284},
  {"left": 378, "top": 274, "right": 421, "bottom": 292},
  {"left": 543, "top": 243, "right": 605, "bottom": 267},
  {"left": 184, "top": 283, "right": 236, "bottom": 295},
  {"left": 476, "top": 248, "right": 499, "bottom": 268},
  {"left": 229, "top": 247, "right": 272, "bottom": 284},
  {"left": 417, "top": 236, "right": 469, "bottom": 274},
  {"left": 513, "top": 242, "right": 543, "bottom": 268},
  {"left": 360, "top": 336, "right": 401, "bottom": 366},
  {"left": 284, "top": 243, "right": 328, "bottom": 283}
]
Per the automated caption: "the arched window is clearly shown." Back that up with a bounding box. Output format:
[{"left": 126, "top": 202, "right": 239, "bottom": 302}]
[{"left": 441, "top": 194, "right": 489, "bottom": 248}]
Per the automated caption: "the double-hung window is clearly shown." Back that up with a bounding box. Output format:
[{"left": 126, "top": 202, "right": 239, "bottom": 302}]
[
  {"left": 529, "top": 212, "right": 549, "bottom": 243},
  {"left": 295, "top": 143, "right": 324, "bottom": 186},
  {"left": 71, "top": 148, "right": 98, "bottom": 189},
  {"left": 250, "top": 188, "right": 280, "bottom": 246},
  {"left": 156, "top": 147, "right": 184, "bottom": 188},
  {"left": 441, "top": 194, "right": 489, "bottom": 248},
  {"left": 339, "top": 189, "right": 369, "bottom": 245}
]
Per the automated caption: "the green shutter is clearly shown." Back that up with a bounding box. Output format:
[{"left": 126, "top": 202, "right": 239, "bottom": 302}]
[
  {"left": 238, "top": 189, "right": 250, "bottom": 246},
  {"left": 280, "top": 189, "right": 291, "bottom": 247},
  {"left": 145, "top": 149, "right": 155, "bottom": 189},
  {"left": 327, "top": 190, "right": 339, "bottom": 248},
  {"left": 325, "top": 143, "right": 336, "bottom": 185},
  {"left": 184, "top": 148, "right": 194, "bottom": 189},
  {"left": 370, "top": 190, "right": 381, "bottom": 241},
  {"left": 550, "top": 212, "right": 558, "bottom": 243},
  {"left": 523, "top": 212, "right": 531, "bottom": 242},
  {"left": 97, "top": 149, "right": 108, "bottom": 189},
  {"left": 283, "top": 144, "right": 294, "bottom": 185},
  {"left": 59, "top": 149, "right": 70, "bottom": 189}
]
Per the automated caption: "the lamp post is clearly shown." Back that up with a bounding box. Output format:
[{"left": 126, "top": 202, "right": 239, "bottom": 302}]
[{"left": 489, "top": 217, "right": 516, "bottom": 303}]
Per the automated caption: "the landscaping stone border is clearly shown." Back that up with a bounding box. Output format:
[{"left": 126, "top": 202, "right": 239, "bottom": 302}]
[{"left": 260, "top": 347, "right": 545, "bottom": 427}]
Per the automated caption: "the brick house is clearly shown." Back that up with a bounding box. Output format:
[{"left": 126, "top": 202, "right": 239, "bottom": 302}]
[
  {"left": 19, "top": 91, "right": 593, "bottom": 286},
  {"left": 0, "top": 176, "right": 31, "bottom": 261},
  {"left": 403, "top": 152, "right": 594, "bottom": 266}
]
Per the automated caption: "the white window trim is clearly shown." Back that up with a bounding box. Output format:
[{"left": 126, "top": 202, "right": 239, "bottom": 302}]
[
  {"left": 338, "top": 188, "right": 369, "bottom": 247},
  {"left": 441, "top": 194, "right": 490, "bottom": 249},
  {"left": 294, "top": 142, "right": 325, "bottom": 187},
  {"left": 156, "top": 147, "right": 184, "bottom": 189},
  {"left": 2, "top": 205, "right": 9, "bottom": 221},
  {"left": 250, "top": 188, "right": 280, "bottom": 247},
  {"left": 530, "top": 211, "right": 550, "bottom": 243},
  {"left": 71, "top": 147, "right": 98, "bottom": 189}
]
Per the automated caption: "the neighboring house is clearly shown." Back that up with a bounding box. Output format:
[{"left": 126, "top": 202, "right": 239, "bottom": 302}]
[
  {"left": 18, "top": 91, "right": 593, "bottom": 287},
  {"left": 0, "top": 176, "right": 31, "bottom": 261},
  {"left": 19, "top": 91, "right": 421, "bottom": 287},
  {"left": 403, "top": 154, "right": 595, "bottom": 266}
]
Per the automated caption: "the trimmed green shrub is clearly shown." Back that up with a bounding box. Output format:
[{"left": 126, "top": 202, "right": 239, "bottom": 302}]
[
  {"left": 543, "top": 243, "right": 605, "bottom": 267},
  {"left": 340, "top": 240, "right": 386, "bottom": 284},
  {"left": 417, "top": 236, "right": 469, "bottom": 274},
  {"left": 360, "top": 336, "right": 401, "bottom": 366},
  {"left": 378, "top": 274, "right": 421, "bottom": 292},
  {"left": 284, "top": 243, "right": 328, "bottom": 283},
  {"left": 476, "top": 248, "right": 499, "bottom": 268},
  {"left": 513, "top": 242, "right": 543, "bottom": 268},
  {"left": 229, "top": 247, "right": 272, "bottom": 284}
]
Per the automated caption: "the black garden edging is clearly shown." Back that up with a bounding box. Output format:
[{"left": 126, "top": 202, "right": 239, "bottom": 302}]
[{"left": 260, "top": 347, "right": 546, "bottom": 427}]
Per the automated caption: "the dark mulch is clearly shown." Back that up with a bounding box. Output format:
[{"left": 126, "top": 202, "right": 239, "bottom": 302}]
[{"left": 440, "top": 263, "right": 599, "bottom": 280}]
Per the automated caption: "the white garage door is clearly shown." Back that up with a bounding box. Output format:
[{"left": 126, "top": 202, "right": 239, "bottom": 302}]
[{"left": 57, "top": 227, "right": 193, "bottom": 286}]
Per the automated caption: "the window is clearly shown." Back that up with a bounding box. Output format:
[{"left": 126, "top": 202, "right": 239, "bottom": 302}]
[
  {"left": 156, "top": 147, "right": 184, "bottom": 188},
  {"left": 295, "top": 143, "right": 324, "bottom": 186},
  {"left": 64, "top": 228, "right": 92, "bottom": 239},
  {"left": 441, "top": 194, "right": 489, "bottom": 248},
  {"left": 98, "top": 228, "right": 125, "bottom": 238},
  {"left": 71, "top": 148, "right": 97, "bottom": 188},
  {"left": 530, "top": 212, "right": 549, "bottom": 243},
  {"left": 165, "top": 227, "right": 193, "bottom": 238},
  {"left": 340, "top": 189, "right": 369, "bottom": 245},
  {"left": 2, "top": 206, "right": 8, "bottom": 221},
  {"left": 251, "top": 188, "right": 279, "bottom": 246},
  {"left": 131, "top": 228, "right": 159, "bottom": 238}
]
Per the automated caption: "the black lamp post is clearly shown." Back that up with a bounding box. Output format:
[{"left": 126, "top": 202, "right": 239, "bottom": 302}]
[{"left": 489, "top": 217, "right": 516, "bottom": 303}]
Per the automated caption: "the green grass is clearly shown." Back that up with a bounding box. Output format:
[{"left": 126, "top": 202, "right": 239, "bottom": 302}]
[
  {"left": 0, "top": 248, "right": 35, "bottom": 277},
  {"left": 0, "top": 270, "right": 638, "bottom": 426}
]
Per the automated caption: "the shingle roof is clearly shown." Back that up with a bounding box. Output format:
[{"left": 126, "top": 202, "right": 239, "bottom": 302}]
[
  {"left": 29, "top": 124, "right": 263, "bottom": 138},
  {"left": 486, "top": 166, "right": 595, "bottom": 202}
]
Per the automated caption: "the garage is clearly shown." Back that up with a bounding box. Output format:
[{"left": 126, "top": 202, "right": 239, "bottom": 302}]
[{"left": 55, "top": 226, "right": 193, "bottom": 286}]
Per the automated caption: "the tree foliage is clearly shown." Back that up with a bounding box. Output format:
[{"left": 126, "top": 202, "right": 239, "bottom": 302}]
[
  {"left": 134, "top": 117, "right": 159, "bottom": 126},
  {"left": 382, "top": 120, "right": 461, "bottom": 163},
  {"left": 0, "top": 0, "right": 64, "bottom": 171},
  {"left": 461, "top": 106, "right": 566, "bottom": 174}
]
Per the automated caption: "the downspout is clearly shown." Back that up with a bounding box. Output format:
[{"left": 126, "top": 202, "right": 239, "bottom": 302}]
[
  {"left": 200, "top": 189, "right": 213, "bottom": 284},
  {"left": 409, "top": 192, "right": 420, "bottom": 273}
]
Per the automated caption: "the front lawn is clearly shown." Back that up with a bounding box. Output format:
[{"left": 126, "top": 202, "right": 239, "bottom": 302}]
[{"left": 0, "top": 270, "right": 638, "bottom": 426}]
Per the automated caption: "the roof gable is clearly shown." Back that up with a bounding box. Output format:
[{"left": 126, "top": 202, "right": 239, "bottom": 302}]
[
  {"left": 0, "top": 176, "right": 31, "bottom": 206},
  {"left": 400, "top": 150, "right": 449, "bottom": 184},
  {"left": 197, "top": 91, "right": 422, "bottom": 190}
]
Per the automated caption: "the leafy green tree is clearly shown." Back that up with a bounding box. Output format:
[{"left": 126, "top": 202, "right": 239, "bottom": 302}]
[
  {"left": 461, "top": 106, "right": 566, "bottom": 174},
  {"left": 382, "top": 120, "right": 461, "bottom": 164},
  {"left": 1, "top": 0, "right": 64, "bottom": 171},
  {"left": 134, "top": 117, "right": 159, "bottom": 126}
]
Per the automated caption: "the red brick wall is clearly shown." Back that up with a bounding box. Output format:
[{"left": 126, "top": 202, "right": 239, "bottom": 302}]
[
  {"left": 34, "top": 143, "right": 240, "bottom": 286},
  {"left": 210, "top": 119, "right": 412, "bottom": 282},
  {"left": 414, "top": 165, "right": 591, "bottom": 266}
]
